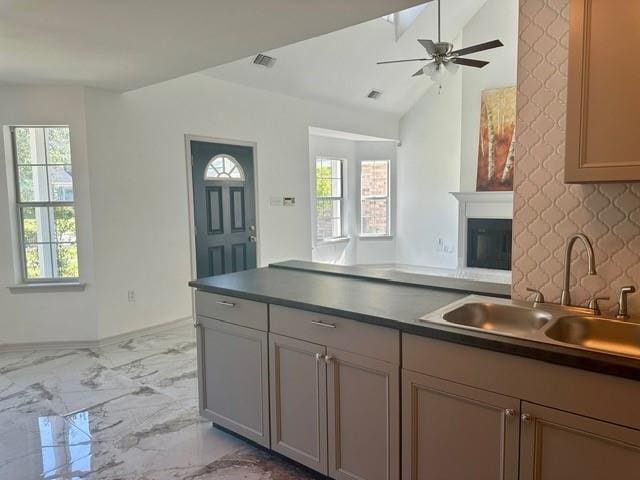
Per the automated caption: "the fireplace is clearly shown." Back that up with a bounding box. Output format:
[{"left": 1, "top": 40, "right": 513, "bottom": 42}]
[{"left": 466, "top": 218, "right": 512, "bottom": 270}]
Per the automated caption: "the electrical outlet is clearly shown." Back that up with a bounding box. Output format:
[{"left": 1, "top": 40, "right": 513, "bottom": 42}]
[{"left": 127, "top": 290, "right": 136, "bottom": 303}]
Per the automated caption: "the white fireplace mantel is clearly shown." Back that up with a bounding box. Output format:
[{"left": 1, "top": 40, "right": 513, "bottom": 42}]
[{"left": 450, "top": 191, "right": 514, "bottom": 271}]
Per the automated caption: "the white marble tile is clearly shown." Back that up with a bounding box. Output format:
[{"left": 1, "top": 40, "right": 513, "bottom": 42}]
[
  {"left": 0, "top": 381, "right": 97, "bottom": 480},
  {"left": 0, "top": 323, "right": 309, "bottom": 480},
  {"left": 112, "top": 344, "right": 198, "bottom": 407},
  {"left": 54, "top": 409, "right": 244, "bottom": 480}
]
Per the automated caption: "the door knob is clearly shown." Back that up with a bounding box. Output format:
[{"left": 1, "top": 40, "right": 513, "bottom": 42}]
[
  {"left": 521, "top": 413, "right": 533, "bottom": 423},
  {"left": 248, "top": 235, "right": 257, "bottom": 243}
]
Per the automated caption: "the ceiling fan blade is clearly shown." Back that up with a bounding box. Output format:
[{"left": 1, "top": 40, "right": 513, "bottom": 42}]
[
  {"left": 377, "top": 58, "right": 429, "bottom": 65},
  {"left": 451, "top": 57, "right": 489, "bottom": 68},
  {"left": 412, "top": 67, "right": 425, "bottom": 77},
  {"left": 450, "top": 39, "right": 503, "bottom": 56},
  {"left": 417, "top": 39, "right": 437, "bottom": 55}
]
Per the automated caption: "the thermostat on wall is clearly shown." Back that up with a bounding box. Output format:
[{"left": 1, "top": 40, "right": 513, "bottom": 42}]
[{"left": 270, "top": 196, "right": 296, "bottom": 207}]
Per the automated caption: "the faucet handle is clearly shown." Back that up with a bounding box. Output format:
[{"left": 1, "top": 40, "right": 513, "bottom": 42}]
[
  {"left": 588, "top": 296, "right": 609, "bottom": 316},
  {"left": 616, "top": 286, "right": 636, "bottom": 320},
  {"left": 526, "top": 287, "right": 545, "bottom": 306}
]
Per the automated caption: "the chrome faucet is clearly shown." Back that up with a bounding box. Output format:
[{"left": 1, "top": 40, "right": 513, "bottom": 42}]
[{"left": 560, "top": 233, "right": 597, "bottom": 306}]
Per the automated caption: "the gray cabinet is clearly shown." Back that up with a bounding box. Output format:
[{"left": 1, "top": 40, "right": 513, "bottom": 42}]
[
  {"left": 196, "top": 315, "right": 270, "bottom": 447},
  {"left": 269, "top": 333, "right": 328, "bottom": 473},
  {"left": 520, "top": 402, "right": 640, "bottom": 480},
  {"left": 327, "top": 347, "right": 399, "bottom": 480},
  {"left": 402, "top": 370, "right": 520, "bottom": 480}
]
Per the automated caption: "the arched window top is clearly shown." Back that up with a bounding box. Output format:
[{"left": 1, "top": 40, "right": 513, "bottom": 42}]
[{"left": 204, "top": 154, "right": 245, "bottom": 181}]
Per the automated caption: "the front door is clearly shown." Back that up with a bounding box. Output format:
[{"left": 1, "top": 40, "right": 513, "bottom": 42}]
[{"left": 191, "top": 140, "right": 257, "bottom": 277}]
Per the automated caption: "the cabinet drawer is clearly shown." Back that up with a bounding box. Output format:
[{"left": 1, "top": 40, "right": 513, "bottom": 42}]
[
  {"left": 270, "top": 305, "right": 399, "bottom": 364},
  {"left": 195, "top": 290, "right": 268, "bottom": 331}
]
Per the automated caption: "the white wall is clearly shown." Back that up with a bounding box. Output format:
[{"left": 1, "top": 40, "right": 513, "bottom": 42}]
[
  {"left": 396, "top": 69, "right": 462, "bottom": 269},
  {"left": 459, "top": 0, "right": 519, "bottom": 191},
  {"left": 309, "top": 135, "right": 397, "bottom": 265},
  {"left": 395, "top": 0, "right": 518, "bottom": 268},
  {"left": 0, "top": 75, "right": 398, "bottom": 344},
  {"left": 0, "top": 86, "right": 98, "bottom": 344}
]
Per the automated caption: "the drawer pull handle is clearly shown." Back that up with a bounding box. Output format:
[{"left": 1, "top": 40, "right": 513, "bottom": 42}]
[
  {"left": 216, "top": 300, "right": 236, "bottom": 308},
  {"left": 311, "top": 320, "right": 336, "bottom": 329}
]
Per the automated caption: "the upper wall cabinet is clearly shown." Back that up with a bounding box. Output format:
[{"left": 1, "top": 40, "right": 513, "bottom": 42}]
[{"left": 565, "top": 0, "right": 640, "bottom": 183}]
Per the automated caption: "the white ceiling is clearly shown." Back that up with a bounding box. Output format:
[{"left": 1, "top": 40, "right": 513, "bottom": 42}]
[
  {"left": 0, "top": 0, "right": 425, "bottom": 91},
  {"left": 202, "top": 0, "right": 489, "bottom": 115}
]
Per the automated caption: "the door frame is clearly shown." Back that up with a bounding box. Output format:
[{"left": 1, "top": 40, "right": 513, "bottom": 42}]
[{"left": 184, "top": 134, "right": 261, "bottom": 282}]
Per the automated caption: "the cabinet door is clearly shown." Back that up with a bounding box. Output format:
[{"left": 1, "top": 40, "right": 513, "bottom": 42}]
[
  {"left": 402, "top": 370, "right": 520, "bottom": 480},
  {"left": 326, "top": 348, "right": 399, "bottom": 480},
  {"left": 520, "top": 402, "right": 640, "bottom": 480},
  {"left": 565, "top": 0, "right": 640, "bottom": 182},
  {"left": 269, "top": 333, "right": 328, "bottom": 474},
  {"left": 196, "top": 316, "right": 269, "bottom": 447}
]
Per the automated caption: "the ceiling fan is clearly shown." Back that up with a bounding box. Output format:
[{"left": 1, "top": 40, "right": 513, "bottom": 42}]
[{"left": 377, "top": 0, "right": 504, "bottom": 78}]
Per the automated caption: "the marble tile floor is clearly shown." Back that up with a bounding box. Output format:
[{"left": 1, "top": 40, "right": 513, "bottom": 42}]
[{"left": 0, "top": 324, "right": 318, "bottom": 480}]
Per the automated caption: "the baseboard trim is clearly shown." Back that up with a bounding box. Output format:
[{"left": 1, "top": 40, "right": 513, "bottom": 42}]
[{"left": 0, "top": 316, "right": 193, "bottom": 352}]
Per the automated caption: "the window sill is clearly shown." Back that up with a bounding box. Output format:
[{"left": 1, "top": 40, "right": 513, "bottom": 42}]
[
  {"left": 8, "top": 282, "right": 87, "bottom": 293},
  {"left": 358, "top": 234, "right": 394, "bottom": 241},
  {"left": 315, "top": 236, "right": 352, "bottom": 246}
]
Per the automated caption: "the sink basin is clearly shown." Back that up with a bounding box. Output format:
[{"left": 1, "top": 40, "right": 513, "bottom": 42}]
[
  {"left": 443, "top": 303, "right": 552, "bottom": 335},
  {"left": 545, "top": 316, "right": 640, "bottom": 358}
]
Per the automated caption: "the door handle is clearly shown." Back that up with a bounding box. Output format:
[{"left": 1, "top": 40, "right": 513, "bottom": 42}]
[{"left": 248, "top": 235, "right": 257, "bottom": 243}]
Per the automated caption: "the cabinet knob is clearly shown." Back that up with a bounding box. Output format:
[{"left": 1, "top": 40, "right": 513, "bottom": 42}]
[
  {"left": 324, "top": 354, "right": 334, "bottom": 363},
  {"left": 521, "top": 413, "right": 533, "bottom": 423},
  {"left": 505, "top": 408, "right": 516, "bottom": 417},
  {"left": 315, "top": 353, "right": 322, "bottom": 362}
]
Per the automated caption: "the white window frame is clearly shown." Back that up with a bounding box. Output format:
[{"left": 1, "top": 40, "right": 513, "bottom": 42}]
[
  {"left": 9, "top": 125, "right": 79, "bottom": 284},
  {"left": 359, "top": 159, "right": 391, "bottom": 237},
  {"left": 314, "top": 156, "right": 346, "bottom": 243}
]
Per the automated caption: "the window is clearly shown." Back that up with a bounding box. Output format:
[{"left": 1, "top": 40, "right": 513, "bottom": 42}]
[
  {"left": 204, "top": 154, "right": 245, "bottom": 180},
  {"left": 11, "top": 126, "right": 79, "bottom": 281},
  {"left": 360, "top": 160, "right": 390, "bottom": 236},
  {"left": 315, "top": 157, "right": 344, "bottom": 241}
]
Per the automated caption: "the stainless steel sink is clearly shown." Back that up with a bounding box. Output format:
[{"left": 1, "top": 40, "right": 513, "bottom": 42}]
[
  {"left": 442, "top": 302, "right": 552, "bottom": 335},
  {"left": 545, "top": 316, "right": 640, "bottom": 358}
]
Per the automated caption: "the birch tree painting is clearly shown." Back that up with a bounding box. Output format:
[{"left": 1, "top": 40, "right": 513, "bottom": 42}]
[{"left": 476, "top": 86, "right": 516, "bottom": 191}]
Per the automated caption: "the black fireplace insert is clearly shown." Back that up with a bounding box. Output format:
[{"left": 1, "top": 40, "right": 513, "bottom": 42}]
[{"left": 466, "top": 218, "right": 512, "bottom": 270}]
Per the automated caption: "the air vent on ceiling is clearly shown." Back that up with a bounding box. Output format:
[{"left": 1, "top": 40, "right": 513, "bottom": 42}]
[
  {"left": 252, "top": 54, "right": 277, "bottom": 68},
  {"left": 367, "top": 89, "right": 383, "bottom": 100}
]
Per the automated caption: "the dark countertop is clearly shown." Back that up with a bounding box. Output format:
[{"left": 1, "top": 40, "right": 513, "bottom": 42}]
[
  {"left": 269, "top": 260, "right": 511, "bottom": 297},
  {"left": 189, "top": 265, "right": 640, "bottom": 381}
]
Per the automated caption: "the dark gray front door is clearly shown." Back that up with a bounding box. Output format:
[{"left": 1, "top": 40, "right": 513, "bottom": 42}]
[{"left": 191, "top": 141, "right": 257, "bottom": 277}]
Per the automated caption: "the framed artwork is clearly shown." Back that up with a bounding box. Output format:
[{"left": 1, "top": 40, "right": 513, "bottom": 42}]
[{"left": 476, "top": 86, "right": 516, "bottom": 191}]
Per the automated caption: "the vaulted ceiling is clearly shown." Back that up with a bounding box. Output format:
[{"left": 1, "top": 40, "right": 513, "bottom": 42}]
[
  {"left": 202, "top": 0, "right": 489, "bottom": 115},
  {"left": 0, "top": 0, "right": 425, "bottom": 91}
]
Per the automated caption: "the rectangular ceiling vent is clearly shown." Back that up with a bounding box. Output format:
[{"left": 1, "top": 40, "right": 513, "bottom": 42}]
[
  {"left": 252, "top": 54, "right": 277, "bottom": 68},
  {"left": 367, "top": 89, "right": 383, "bottom": 100}
]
